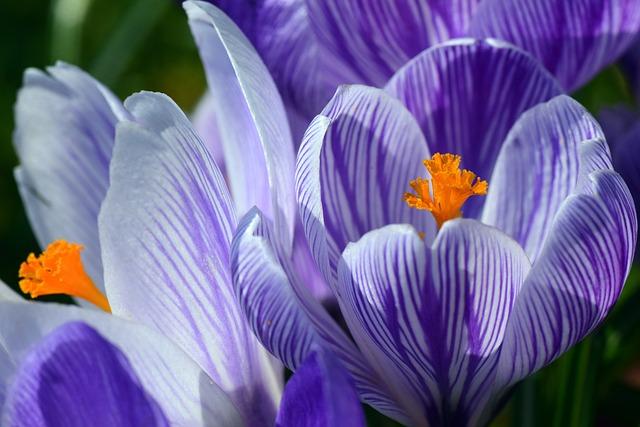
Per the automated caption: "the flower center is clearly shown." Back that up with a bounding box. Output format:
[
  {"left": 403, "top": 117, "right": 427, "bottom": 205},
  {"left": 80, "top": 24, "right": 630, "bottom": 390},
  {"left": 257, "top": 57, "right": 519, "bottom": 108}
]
[
  {"left": 19, "top": 240, "right": 111, "bottom": 312},
  {"left": 404, "top": 153, "right": 488, "bottom": 229}
]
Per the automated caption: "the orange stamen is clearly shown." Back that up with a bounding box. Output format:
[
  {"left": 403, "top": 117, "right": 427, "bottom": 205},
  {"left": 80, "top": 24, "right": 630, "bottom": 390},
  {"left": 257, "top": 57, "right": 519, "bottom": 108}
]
[
  {"left": 404, "top": 153, "right": 488, "bottom": 229},
  {"left": 19, "top": 240, "right": 111, "bottom": 312}
]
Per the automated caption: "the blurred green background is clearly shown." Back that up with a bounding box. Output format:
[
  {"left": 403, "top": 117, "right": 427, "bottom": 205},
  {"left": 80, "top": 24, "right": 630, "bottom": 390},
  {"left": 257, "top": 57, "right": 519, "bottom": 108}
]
[{"left": 1, "top": 1, "right": 639, "bottom": 426}]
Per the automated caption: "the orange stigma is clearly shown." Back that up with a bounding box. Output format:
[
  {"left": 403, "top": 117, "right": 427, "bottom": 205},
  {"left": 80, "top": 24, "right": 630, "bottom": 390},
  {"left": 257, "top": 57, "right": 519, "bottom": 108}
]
[
  {"left": 19, "top": 240, "right": 111, "bottom": 312},
  {"left": 404, "top": 153, "right": 488, "bottom": 229}
]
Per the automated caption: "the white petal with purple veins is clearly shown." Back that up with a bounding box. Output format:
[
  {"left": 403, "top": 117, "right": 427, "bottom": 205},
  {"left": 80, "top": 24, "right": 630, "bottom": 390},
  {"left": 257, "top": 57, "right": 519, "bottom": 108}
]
[
  {"left": 185, "top": 0, "right": 296, "bottom": 248},
  {"left": 232, "top": 208, "right": 409, "bottom": 423},
  {"left": 306, "top": 0, "right": 482, "bottom": 86},
  {"left": 468, "top": 0, "right": 640, "bottom": 92},
  {"left": 496, "top": 170, "right": 636, "bottom": 390},
  {"left": 0, "top": 302, "right": 242, "bottom": 427},
  {"left": 338, "top": 220, "right": 531, "bottom": 424},
  {"left": 13, "top": 63, "right": 127, "bottom": 293},
  {"left": 482, "top": 95, "right": 606, "bottom": 261},
  {"left": 296, "top": 85, "right": 434, "bottom": 289},
  {"left": 100, "top": 91, "right": 280, "bottom": 424}
]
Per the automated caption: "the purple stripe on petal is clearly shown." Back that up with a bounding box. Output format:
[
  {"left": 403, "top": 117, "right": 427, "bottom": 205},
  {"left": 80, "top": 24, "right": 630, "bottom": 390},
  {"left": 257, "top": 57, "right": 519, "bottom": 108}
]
[
  {"left": 186, "top": 1, "right": 296, "bottom": 247},
  {"left": 468, "top": 0, "right": 640, "bottom": 92},
  {"left": 2, "top": 322, "right": 168, "bottom": 427},
  {"left": 100, "top": 91, "right": 280, "bottom": 425},
  {"left": 338, "top": 220, "right": 530, "bottom": 425},
  {"left": 13, "top": 63, "right": 127, "bottom": 294},
  {"left": 231, "top": 208, "right": 409, "bottom": 424},
  {"left": 496, "top": 170, "right": 636, "bottom": 391},
  {"left": 276, "top": 347, "right": 366, "bottom": 427},
  {"left": 386, "top": 39, "right": 562, "bottom": 218},
  {"left": 482, "top": 95, "right": 605, "bottom": 261}
]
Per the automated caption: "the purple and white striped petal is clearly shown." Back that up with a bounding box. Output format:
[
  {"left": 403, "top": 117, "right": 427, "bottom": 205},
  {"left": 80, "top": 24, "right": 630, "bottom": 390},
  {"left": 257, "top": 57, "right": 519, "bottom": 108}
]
[
  {"left": 306, "top": 0, "right": 481, "bottom": 86},
  {"left": 468, "top": 0, "right": 640, "bottom": 92},
  {"left": 0, "top": 301, "right": 242, "bottom": 426},
  {"left": 296, "top": 85, "right": 435, "bottom": 288},
  {"left": 253, "top": 0, "right": 340, "bottom": 122},
  {"left": 186, "top": 0, "right": 296, "bottom": 247},
  {"left": 482, "top": 95, "right": 606, "bottom": 261},
  {"left": 99, "top": 91, "right": 280, "bottom": 425},
  {"left": 496, "top": 170, "right": 636, "bottom": 390},
  {"left": 276, "top": 347, "right": 365, "bottom": 427},
  {"left": 231, "top": 208, "right": 409, "bottom": 423},
  {"left": 338, "top": 220, "right": 531, "bottom": 425},
  {"left": 3, "top": 322, "right": 170, "bottom": 427},
  {"left": 13, "top": 63, "right": 127, "bottom": 294},
  {"left": 386, "top": 39, "right": 562, "bottom": 218}
]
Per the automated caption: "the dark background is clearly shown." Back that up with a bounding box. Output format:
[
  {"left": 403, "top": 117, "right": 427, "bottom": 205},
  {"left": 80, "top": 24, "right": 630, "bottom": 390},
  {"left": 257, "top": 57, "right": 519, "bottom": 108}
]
[{"left": 1, "top": 1, "right": 639, "bottom": 425}]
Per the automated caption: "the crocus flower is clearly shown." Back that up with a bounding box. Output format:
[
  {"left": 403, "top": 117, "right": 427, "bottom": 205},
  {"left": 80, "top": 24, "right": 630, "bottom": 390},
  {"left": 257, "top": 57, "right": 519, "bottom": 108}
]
[
  {"left": 198, "top": 0, "right": 640, "bottom": 141},
  {"left": 0, "top": 289, "right": 365, "bottom": 426},
  {"left": 231, "top": 39, "right": 637, "bottom": 425},
  {"left": 10, "top": 1, "right": 332, "bottom": 424}
]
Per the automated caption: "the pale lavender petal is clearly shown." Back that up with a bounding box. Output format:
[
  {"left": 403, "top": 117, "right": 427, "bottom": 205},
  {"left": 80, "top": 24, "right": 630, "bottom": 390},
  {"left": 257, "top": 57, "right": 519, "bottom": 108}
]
[
  {"left": 306, "top": 0, "right": 482, "bottom": 86},
  {"left": 99, "top": 91, "right": 280, "bottom": 424},
  {"left": 2, "top": 322, "right": 169, "bottom": 427},
  {"left": 0, "top": 280, "right": 20, "bottom": 302},
  {"left": 468, "top": 0, "right": 640, "bottom": 92},
  {"left": 482, "top": 95, "right": 607, "bottom": 261},
  {"left": 231, "top": 208, "right": 409, "bottom": 423},
  {"left": 291, "top": 221, "right": 333, "bottom": 303},
  {"left": 0, "top": 301, "right": 243, "bottom": 426},
  {"left": 338, "top": 220, "right": 531, "bottom": 424},
  {"left": 186, "top": 0, "right": 296, "bottom": 246},
  {"left": 191, "top": 91, "right": 227, "bottom": 176},
  {"left": 276, "top": 347, "right": 365, "bottom": 427},
  {"left": 296, "top": 85, "right": 435, "bottom": 289},
  {"left": 497, "top": 170, "right": 636, "bottom": 390},
  {"left": 13, "top": 63, "right": 127, "bottom": 292},
  {"left": 386, "top": 39, "right": 562, "bottom": 218}
]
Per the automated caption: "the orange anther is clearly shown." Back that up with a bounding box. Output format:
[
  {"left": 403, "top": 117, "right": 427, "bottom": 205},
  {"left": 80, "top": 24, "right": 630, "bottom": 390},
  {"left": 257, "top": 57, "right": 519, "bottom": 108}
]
[
  {"left": 19, "top": 240, "right": 110, "bottom": 312},
  {"left": 404, "top": 153, "right": 488, "bottom": 229}
]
